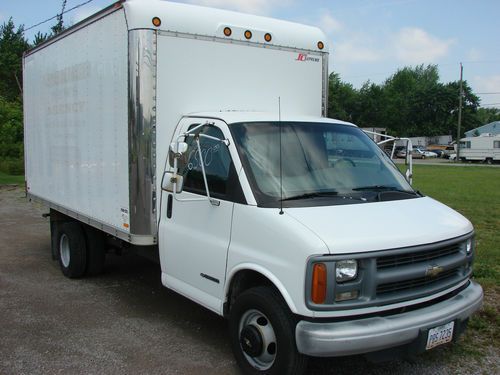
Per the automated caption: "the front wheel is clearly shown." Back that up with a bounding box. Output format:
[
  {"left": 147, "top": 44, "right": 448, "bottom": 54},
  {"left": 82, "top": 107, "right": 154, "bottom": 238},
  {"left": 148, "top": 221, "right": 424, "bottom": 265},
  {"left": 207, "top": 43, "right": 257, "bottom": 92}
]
[{"left": 229, "top": 287, "right": 308, "bottom": 375}]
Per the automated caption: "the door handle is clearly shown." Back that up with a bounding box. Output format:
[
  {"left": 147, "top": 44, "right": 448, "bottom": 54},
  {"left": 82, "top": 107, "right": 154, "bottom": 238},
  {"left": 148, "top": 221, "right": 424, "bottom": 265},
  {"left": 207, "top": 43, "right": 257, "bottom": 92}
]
[{"left": 167, "top": 194, "right": 173, "bottom": 218}]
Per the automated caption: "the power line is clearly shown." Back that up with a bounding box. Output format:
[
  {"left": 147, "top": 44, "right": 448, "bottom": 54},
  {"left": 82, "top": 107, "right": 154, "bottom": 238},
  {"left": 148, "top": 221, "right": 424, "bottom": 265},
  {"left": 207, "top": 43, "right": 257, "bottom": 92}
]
[
  {"left": 24, "top": 0, "right": 95, "bottom": 32},
  {"left": 481, "top": 103, "right": 500, "bottom": 106},
  {"left": 476, "top": 92, "right": 500, "bottom": 95}
]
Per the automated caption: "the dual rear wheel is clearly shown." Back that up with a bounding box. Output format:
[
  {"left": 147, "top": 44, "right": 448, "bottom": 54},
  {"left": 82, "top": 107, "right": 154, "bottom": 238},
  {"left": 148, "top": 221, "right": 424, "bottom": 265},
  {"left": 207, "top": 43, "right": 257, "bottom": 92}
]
[{"left": 55, "top": 221, "right": 106, "bottom": 278}]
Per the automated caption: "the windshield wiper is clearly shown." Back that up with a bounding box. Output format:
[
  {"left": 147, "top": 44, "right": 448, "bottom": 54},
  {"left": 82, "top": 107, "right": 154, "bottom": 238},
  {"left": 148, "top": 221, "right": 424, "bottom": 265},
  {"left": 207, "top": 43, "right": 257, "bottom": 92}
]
[
  {"left": 352, "top": 185, "right": 417, "bottom": 194},
  {"left": 280, "top": 191, "right": 339, "bottom": 201}
]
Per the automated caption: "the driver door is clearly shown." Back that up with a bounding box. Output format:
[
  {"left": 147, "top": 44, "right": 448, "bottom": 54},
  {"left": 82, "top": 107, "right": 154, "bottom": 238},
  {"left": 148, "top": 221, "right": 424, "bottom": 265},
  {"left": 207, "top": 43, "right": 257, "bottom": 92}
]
[{"left": 158, "top": 118, "right": 243, "bottom": 314}]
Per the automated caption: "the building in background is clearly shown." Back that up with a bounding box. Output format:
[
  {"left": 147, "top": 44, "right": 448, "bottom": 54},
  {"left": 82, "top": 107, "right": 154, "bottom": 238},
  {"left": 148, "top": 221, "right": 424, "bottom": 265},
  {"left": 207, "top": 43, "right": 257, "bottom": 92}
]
[{"left": 465, "top": 121, "right": 500, "bottom": 137}]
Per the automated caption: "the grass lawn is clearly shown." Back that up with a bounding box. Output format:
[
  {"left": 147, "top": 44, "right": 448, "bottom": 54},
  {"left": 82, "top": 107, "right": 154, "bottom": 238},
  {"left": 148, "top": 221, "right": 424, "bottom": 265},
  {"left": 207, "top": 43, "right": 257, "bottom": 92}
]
[
  {"left": 400, "top": 164, "right": 500, "bottom": 358},
  {"left": 0, "top": 172, "right": 24, "bottom": 185}
]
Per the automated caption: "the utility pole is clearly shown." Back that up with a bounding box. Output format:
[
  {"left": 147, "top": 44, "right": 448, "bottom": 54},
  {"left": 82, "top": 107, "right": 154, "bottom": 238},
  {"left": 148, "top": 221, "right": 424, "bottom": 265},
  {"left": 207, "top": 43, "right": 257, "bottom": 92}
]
[{"left": 456, "top": 63, "right": 463, "bottom": 162}]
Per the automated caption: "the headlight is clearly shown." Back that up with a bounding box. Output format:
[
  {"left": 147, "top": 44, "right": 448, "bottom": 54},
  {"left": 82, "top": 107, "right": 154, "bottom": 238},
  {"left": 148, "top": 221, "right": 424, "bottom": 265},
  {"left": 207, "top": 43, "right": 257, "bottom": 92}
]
[
  {"left": 466, "top": 238, "right": 473, "bottom": 254},
  {"left": 336, "top": 259, "right": 358, "bottom": 282}
]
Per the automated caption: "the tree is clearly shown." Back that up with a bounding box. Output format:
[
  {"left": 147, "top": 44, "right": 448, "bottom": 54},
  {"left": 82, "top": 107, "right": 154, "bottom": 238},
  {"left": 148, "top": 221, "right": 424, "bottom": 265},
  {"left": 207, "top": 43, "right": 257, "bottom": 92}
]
[
  {"left": 33, "top": 31, "right": 50, "bottom": 46},
  {"left": 475, "top": 107, "right": 500, "bottom": 125},
  {"left": 51, "top": 0, "right": 68, "bottom": 35},
  {"left": 0, "top": 18, "right": 30, "bottom": 101},
  {"left": 327, "top": 72, "right": 359, "bottom": 122}
]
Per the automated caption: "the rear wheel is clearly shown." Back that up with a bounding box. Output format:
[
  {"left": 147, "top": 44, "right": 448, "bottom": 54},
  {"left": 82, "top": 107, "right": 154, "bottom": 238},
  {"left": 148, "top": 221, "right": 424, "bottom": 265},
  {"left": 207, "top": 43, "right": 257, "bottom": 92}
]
[
  {"left": 57, "top": 222, "right": 87, "bottom": 278},
  {"left": 84, "top": 226, "right": 106, "bottom": 275},
  {"left": 229, "top": 287, "right": 308, "bottom": 375},
  {"left": 486, "top": 158, "right": 493, "bottom": 165}
]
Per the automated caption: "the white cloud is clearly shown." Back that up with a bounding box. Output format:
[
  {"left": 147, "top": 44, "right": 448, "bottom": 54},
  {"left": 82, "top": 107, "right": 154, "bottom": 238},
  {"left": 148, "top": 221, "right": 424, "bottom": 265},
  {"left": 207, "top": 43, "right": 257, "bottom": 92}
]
[
  {"left": 187, "top": 0, "right": 289, "bottom": 15},
  {"left": 392, "top": 27, "right": 455, "bottom": 63},
  {"left": 334, "top": 40, "right": 381, "bottom": 63},
  {"left": 466, "top": 48, "right": 482, "bottom": 62},
  {"left": 472, "top": 75, "right": 500, "bottom": 107},
  {"left": 318, "top": 12, "right": 342, "bottom": 34}
]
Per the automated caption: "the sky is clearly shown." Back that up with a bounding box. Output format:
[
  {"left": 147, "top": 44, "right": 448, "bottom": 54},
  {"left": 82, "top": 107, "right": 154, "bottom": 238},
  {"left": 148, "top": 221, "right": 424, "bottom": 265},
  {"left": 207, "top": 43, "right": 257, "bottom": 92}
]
[{"left": 2, "top": 0, "right": 500, "bottom": 108}]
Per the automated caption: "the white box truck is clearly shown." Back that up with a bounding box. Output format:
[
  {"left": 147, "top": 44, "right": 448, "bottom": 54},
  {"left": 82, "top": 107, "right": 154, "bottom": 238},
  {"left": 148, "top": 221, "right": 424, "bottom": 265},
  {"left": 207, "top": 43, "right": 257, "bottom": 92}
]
[
  {"left": 24, "top": 1, "right": 483, "bottom": 374},
  {"left": 458, "top": 134, "right": 500, "bottom": 163}
]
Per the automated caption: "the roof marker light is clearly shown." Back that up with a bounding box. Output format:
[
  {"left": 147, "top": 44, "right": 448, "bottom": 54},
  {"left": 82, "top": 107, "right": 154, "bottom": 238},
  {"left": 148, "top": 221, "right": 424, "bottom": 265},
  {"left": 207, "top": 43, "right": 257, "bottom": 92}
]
[
  {"left": 264, "top": 33, "right": 272, "bottom": 42},
  {"left": 223, "top": 27, "right": 232, "bottom": 37},
  {"left": 317, "top": 41, "right": 324, "bottom": 50},
  {"left": 244, "top": 30, "right": 252, "bottom": 40},
  {"left": 152, "top": 17, "right": 161, "bottom": 27}
]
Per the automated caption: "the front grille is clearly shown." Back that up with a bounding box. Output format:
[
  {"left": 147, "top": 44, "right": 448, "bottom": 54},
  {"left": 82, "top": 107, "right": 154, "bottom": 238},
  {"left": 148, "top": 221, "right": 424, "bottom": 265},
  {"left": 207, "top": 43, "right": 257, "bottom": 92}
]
[
  {"left": 305, "top": 233, "right": 473, "bottom": 312},
  {"left": 377, "top": 243, "right": 461, "bottom": 269},
  {"left": 377, "top": 268, "right": 459, "bottom": 295}
]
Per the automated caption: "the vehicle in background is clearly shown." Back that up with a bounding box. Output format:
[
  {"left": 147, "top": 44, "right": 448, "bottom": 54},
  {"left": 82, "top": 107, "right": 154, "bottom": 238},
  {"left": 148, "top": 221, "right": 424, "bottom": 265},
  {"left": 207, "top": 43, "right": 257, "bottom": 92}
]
[
  {"left": 442, "top": 145, "right": 456, "bottom": 159},
  {"left": 429, "top": 149, "right": 444, "bottom": 157},
  {"left": 458, "top": 134, "right": 500, "bottom": 164},
  {"left": 414, "top": 148, "right": 438, "bottom": 158},
  {"left": 397, "top": 148, "right": 436, "bottom": 159}
]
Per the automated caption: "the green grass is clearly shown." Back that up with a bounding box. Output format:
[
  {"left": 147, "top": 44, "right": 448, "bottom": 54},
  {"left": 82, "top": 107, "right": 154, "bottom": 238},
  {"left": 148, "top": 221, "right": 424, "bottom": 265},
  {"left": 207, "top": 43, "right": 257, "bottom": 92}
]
[
  {"left": 399, "top": 164, "right": 500, "bottom": 357},
  {"left": 0, "top": 171, "right": 25, "bottom": 185}
]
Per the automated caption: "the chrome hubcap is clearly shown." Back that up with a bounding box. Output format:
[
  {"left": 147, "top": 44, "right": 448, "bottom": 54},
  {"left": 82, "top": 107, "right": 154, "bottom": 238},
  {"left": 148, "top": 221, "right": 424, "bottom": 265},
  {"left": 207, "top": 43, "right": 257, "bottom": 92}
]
[
  {"left": 239, "top": 309, "right": 277, "bottom": 370},
  {"left": 59, "top": 234, "right": 70, "bottom": 268}
]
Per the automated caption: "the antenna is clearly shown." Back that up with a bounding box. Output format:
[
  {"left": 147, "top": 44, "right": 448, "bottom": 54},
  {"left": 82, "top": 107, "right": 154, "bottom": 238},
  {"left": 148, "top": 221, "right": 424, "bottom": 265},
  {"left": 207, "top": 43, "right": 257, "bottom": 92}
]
[{"left": 279, "top": 97, "right": 284, "bottom": 215}]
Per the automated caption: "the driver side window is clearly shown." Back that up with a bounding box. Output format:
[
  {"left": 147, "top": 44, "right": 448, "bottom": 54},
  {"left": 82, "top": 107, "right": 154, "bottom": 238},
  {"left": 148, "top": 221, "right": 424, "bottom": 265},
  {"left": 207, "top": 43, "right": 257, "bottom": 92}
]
[{"left": 178, "top": 124, "right": 234, "bottom": 199}]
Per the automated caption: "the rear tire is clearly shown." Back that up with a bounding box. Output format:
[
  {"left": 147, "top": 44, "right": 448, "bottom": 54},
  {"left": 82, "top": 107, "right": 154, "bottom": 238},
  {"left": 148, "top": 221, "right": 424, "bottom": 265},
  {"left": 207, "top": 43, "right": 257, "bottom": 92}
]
[
  {"left": 84, "top": 226, "right": 106, "bottom": 275},
  {"left": 57, "top": 222, "right": 87, "bottom": 278},
  {"left": 229, "top": 287, "right": 308, "bottom": 375}
]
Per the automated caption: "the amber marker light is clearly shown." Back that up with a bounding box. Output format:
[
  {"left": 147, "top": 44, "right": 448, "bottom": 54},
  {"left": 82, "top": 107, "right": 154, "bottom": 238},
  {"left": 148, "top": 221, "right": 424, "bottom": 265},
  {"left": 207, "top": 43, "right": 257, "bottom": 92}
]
[
  {"left": 317, "top": 41, "right": 324, "bottom": 50},
  {"left": 223, "top": 27, "right": 232, "bottom": 37},
  {"left": 264, "top": 33, "right": 272, "bottom": 42},
  {"left": 152, "top": 17, "right": 161, "bottom": 27},
  {"left": 311, "top": 263, "right": 327, "bottom": 304},
  {"left": 244, "top": 30, "right": 253, "bottom": 39}
]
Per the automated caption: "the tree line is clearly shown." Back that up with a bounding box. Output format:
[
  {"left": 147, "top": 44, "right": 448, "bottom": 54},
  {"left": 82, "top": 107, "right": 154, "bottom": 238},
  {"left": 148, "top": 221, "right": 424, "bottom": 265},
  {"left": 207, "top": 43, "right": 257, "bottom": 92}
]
[
  {"left": 328, "top": 67, "right": 500, "bottom": 137},
  {"left": 1, "top": 18, "right": 500, "bottom": 175}
]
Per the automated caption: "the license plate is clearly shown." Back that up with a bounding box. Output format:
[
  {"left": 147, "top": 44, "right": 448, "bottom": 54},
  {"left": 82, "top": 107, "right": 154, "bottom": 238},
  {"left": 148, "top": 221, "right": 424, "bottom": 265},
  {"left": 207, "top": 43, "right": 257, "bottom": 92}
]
[{"left": 426, "top": 321, "right": 454, "bottom": 350}]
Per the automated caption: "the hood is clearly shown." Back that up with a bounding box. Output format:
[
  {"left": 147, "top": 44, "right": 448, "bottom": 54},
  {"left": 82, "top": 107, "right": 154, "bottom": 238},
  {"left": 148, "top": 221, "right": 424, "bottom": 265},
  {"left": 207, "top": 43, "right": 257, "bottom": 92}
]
[{"left": 285, "top": 197, "right": 473, "bottom": 254}]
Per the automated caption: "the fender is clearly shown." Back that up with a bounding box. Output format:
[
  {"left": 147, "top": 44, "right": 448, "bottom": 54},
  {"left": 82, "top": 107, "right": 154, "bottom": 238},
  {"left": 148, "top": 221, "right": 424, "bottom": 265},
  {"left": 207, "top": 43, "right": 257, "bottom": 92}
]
[{"left": 224, "top": 262, "right": 299, "bottom": 314}]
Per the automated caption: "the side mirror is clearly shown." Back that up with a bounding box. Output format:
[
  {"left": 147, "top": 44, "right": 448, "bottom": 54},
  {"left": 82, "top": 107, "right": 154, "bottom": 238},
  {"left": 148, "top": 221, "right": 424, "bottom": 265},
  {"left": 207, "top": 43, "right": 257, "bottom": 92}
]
[
  {"left": 161, "top": 171, "right": 184, "bottom": 193},
  {"left": 170, "top": 141, "right": 188, "bottom": 154}
]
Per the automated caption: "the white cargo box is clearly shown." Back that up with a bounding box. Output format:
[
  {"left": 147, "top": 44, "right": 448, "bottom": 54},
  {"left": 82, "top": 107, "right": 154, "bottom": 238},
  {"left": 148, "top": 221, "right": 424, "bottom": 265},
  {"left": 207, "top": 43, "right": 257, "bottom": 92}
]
[{"left": 24, "top": 0, "right": 328, "bottom": 245}]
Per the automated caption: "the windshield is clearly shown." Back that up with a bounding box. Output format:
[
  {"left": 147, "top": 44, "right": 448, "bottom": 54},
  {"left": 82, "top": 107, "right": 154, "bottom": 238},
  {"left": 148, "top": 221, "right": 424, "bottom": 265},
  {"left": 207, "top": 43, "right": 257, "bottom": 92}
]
[{"left": 230, "top": 122, "right": 416, "bottom": 207}]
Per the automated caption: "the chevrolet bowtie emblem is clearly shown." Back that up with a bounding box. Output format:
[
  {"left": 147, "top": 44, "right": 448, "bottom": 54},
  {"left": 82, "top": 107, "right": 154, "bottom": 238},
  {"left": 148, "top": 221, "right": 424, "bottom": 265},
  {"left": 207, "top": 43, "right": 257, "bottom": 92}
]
[{"left": 426, "top": 265, "right": 444, "bottom": 277}]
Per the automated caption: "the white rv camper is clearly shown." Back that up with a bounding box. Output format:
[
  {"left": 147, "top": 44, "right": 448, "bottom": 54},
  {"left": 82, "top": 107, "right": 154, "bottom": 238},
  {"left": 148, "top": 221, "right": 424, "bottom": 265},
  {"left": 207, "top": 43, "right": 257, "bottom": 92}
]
[{"left": 459, "top": 134, "right": 500, "bottom": 163}]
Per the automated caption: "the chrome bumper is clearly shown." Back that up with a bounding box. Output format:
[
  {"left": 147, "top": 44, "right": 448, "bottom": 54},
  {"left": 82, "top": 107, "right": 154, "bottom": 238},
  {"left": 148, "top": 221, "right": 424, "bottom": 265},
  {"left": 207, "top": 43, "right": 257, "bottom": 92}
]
[{"left": 296, "top": 281, "right": 483, "bottom": 357}]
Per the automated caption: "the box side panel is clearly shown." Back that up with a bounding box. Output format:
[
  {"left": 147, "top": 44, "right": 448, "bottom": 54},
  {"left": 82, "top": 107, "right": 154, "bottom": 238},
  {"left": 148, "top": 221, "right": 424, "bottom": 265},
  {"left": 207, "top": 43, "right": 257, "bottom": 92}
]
[
  {"left": 155, "top": 35, "right": 324, "bottom": 201},
  {"left": 24, "top": 10, "right": 130, "bottom": 232}
]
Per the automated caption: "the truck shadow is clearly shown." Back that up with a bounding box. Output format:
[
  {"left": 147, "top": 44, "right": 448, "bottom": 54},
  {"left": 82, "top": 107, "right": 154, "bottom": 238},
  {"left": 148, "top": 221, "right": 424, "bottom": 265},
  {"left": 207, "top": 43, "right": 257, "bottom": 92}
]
[{"left": 85, "top": 252, "right": 452, "bottom": 375}]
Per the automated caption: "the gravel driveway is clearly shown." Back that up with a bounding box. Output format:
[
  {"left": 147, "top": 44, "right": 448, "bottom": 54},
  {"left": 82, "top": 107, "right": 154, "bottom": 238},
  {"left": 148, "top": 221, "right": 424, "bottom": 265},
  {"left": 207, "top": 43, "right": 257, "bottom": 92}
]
[{"left": 0, "top": 185, "right": 497, "bottom": 374}]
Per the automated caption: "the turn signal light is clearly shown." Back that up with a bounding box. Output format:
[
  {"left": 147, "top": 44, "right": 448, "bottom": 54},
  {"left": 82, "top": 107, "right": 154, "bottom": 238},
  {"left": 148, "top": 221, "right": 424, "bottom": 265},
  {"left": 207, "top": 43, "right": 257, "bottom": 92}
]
[
  {"left": 152, "top": 17, "right": 161, "bottom": 27},
  {"left": 311, "top": 263, "right": 327, "bottom": 304}
]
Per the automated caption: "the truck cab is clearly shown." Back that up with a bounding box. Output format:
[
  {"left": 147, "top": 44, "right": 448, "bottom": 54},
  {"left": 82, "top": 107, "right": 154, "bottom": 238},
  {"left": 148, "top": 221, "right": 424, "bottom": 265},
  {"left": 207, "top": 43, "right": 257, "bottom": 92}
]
[{"left": 160, "top": 112, "right": 483, "bottom": 373}]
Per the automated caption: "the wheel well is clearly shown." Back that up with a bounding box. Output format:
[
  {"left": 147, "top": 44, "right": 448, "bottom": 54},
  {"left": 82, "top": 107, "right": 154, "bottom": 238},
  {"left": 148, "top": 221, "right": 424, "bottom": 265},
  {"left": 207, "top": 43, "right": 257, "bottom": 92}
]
[{"left": 224, "top": 270, "right": 276, "bottom": 317}]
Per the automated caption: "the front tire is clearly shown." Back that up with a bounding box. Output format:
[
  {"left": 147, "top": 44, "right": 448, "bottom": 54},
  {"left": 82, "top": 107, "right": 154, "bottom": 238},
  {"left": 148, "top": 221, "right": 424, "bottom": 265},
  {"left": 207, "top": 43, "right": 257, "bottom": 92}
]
[
  {"left": 229, "top": 287, "right": 308, "bottom": 375},
  {"left": 58, "top": 222, "right": 87, "bottom": 278}
]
